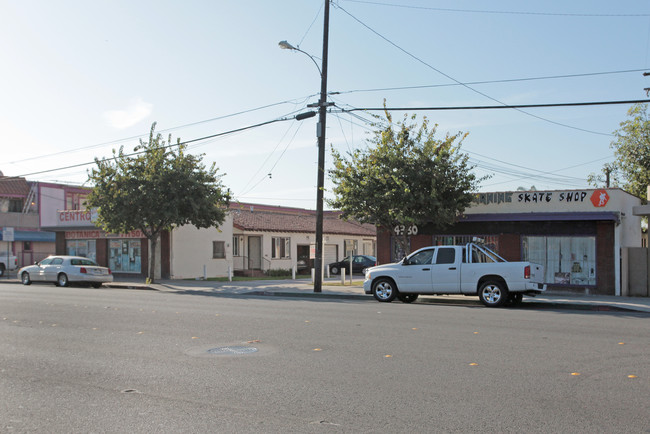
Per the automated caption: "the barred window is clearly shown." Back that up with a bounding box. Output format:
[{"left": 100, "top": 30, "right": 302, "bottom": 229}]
[
  {"left": 213, "top": 241, "right": 225, "bottom": 259},
  {"left": 272, "top": 237, "right": 290, "bottom": 259}
]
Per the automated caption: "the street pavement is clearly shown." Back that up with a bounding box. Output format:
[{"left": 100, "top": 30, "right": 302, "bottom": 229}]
[{"left": 3, "top": 273, "right": 650, "bottom": 313}]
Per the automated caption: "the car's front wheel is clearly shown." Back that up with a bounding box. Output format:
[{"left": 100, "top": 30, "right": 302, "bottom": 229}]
[
  {"left": 57, "top": 273, "right": 69, "bottom": 287},
  {"left": 21, "top": 272, "right": 32, "bottom": 285},
  {"left": 372, "top": 278, "right": 398, "bottom": 302},
  {"left": 478, "top": 280, "right": 508, "bottom": 307},
  {"left": 330, "top": 266, "right": 340, "bottom": 275}
]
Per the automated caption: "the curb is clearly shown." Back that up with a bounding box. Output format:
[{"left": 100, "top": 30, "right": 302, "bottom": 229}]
[{"left": 2, "top": 280, "right": 649, "bottom": 313}]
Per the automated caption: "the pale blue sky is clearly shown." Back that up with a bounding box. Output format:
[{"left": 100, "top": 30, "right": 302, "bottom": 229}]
[{"left": 3, "top": 0, "right": 650, "bottom": 208}]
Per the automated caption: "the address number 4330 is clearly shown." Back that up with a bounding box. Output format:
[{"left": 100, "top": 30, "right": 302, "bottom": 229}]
[{"left": 393, "top": 225, "right": 418, "bottom": 236}]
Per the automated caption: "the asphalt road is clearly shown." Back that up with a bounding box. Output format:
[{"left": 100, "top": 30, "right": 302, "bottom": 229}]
[{"left": 1, "top": 283, "right": 648, "bottom": 433}]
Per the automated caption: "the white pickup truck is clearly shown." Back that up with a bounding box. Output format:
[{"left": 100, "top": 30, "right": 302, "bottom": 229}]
[
  {"left": 0, "top": 253, "right": 18, "bottom": 277},
  {"left": 363, "top": 243, "right": 546, "bottom": 307}
]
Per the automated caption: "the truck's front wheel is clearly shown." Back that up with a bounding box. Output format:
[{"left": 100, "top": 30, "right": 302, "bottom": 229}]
[
  {"left": 478, "top": 280, "right": 508, "bottom": 307},
  {"left": 373, "top": 278, "right": 398, "bottom": 302},
  {"left": 0, "top": 264, "right": 5, "bottom": 277}
]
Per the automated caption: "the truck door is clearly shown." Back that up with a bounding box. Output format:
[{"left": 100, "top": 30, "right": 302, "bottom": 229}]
[
  {"left": 430, "top": 247, "right": 461, "bottom": 293},
  {"left": 398, "top": 248, "right": 435, "bottom": 292}
]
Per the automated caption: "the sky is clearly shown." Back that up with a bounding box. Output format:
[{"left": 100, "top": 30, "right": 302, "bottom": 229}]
[{"left": 2, "top": 0, "right": 650, "bottom": 209}]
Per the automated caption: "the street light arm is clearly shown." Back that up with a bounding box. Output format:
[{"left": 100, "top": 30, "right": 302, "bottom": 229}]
[{"left": 278, "top": 40, "right": 323, "bottom": 77}]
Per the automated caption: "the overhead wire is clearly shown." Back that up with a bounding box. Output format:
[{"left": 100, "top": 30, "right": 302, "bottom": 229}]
[
  {"left": 333, "top": 69, "right": 650, "bottom": 95},
  {"left": 333, "top": 3, "right": 621, "bottom": 136},
  {"left": 5, "top": 116, "right": 295, "bottom": 180},
  {"left": 341, "top": 0, "right": 650, "bottom": 17},
  {"left": 5, "top": 95, "right": 319, "bottom": 166}
]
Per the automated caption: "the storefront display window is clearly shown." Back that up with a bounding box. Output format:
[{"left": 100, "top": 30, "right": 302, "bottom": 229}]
[
  {"left": 522, "top": 236, "right": 596, "bottom": 286},
  {"left": 109, "top": 239, "right": 142, "bottom": 273},
  {"left": 66, "top": 240, "right": 96, "bottom": 262}
]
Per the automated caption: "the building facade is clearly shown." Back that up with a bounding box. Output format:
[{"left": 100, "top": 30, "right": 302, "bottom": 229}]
[
  {"left": 0, "top": 177, "right": 55, "bottom": 267},
  {"left": 37, "top": 184, "right": 376, "bottom": 280},
  {"left": 228, "top": 203, "right": 376, "bottom": 277},
  {"left": 377, "top": 188, "right": 641, "bottom": 296}
]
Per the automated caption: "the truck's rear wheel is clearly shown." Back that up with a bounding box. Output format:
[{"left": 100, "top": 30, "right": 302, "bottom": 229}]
[
  {"left": 478, "top": 280, "right": 508, "bottom": 307},
  {"left": 0, "top": 264, "right": 5, "bottom": 277},
  {"left": 372, "top": 278, "right": 398, "bottom": 302}
]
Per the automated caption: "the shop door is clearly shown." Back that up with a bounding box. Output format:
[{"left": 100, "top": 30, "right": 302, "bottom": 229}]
[{"left": 248, "top": 236, "right": 262, "bottom": 270}]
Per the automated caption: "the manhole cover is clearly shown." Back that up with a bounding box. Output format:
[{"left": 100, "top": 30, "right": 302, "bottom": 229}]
[{"left": 206, "top": 346, "right": 258, "bottom": 355}]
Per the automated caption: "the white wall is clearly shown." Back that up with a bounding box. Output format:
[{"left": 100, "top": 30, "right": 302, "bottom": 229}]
[
  {"left": 39, "top": 186, "right": 65, "bottom": 227},
  {"left": 170, "top": 215, "right": 233, "bottom": 279}
]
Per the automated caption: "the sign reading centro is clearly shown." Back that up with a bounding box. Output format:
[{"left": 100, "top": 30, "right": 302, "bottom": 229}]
[{"left": 474, "top": 190, "right": 610, "bottom": 208}]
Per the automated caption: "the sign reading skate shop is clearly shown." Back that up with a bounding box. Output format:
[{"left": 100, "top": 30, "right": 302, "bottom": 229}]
[{"left": 473, "top": 189, "right": 610, "bottom": 209}]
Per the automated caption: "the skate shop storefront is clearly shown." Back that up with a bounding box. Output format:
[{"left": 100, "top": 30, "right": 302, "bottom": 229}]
[{"left": 378, "top": 189, "right": 641, "bottom": 295}]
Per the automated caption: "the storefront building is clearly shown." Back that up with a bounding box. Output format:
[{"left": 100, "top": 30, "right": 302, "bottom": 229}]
[
  {"left": 377, "top": 188, "right": 642, "bottom": 296},
  {"left": 38, "top": 183, "right": 156, "bottom": 278}
]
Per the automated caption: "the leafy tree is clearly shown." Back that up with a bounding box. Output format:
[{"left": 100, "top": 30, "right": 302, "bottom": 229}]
[
  {"left": 328, "top": 109, "right": 483, "bottom": 258},
  {"left": 86, "top": 123, "right": 231, "bottom": 282},
  {"left": 587, "top": 163, "right": 620, "bottom": 189},
  {"left": 591, "top": 103, "right": 650, "bottom": 198}
]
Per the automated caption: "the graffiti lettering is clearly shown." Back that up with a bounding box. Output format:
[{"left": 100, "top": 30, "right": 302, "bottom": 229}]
[
  {"left": 559, "top": 191, "right": 588, "bottom": 202},
  {"left": 475, "top": 192, "right": 513, "bottom": 205},
  {"left": 517, "top": 192, "right": 553, "bottom": 203}
]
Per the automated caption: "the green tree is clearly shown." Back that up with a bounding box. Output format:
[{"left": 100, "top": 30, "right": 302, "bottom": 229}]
[
  {"left": 592, "top": 103, "right": 650, "bottom": 198},
  {"left": 328, "top": 110, "right": 483, "bottom": 257},
  {"left": 86, "top": 123, "right": 231, "bottom": 282}
]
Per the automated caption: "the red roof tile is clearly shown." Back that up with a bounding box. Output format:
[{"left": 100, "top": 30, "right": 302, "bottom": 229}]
[
  {"left": 0, "top": 177, "right": 30, "bottom": 198},
  {"left": 230, "top": 203, "right": 375, "bottom": 236}
]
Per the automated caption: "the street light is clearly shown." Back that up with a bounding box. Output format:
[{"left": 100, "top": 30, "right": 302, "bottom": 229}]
[{"left": 278, "top": 0, "right": 330, "bottom": 293}]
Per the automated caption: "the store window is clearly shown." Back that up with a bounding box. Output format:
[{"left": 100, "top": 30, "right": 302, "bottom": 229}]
[
  {"left": 522, "top": 236, "right": 596, "bottom": 286},
  {"left": 344, "top": 239, "right": 358, "bottom": 256},
  {"left": 272, "top": 237, "right": 290, "bottom": 259},
  {"left": 109, "top": 239, "right": 142, "bottom": 273},
  {"left": 8, "top": 199, "right": 23, "bottom": 212},
  {"left": 213, "top": 241, "right": 225, "bottom": 259},
  {"left": 432, "top": 235, "right": 500, "bottom": 252},
  {"left": 66, "top": 192, "right": 87, "bottom": 210},
  {"left": 232, "top": 236, "right": 240, "bottom": 257},
  {"left": 66, "top": 240, "right": 97, "bottom": 262}
]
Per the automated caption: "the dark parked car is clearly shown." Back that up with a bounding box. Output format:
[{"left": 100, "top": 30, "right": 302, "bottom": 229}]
[{"left": 329, "top": 255, "right": 377, "bottom": 275}]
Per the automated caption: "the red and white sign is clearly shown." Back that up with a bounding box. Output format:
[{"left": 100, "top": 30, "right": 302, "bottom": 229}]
[
  {"left": 56, "top": 209, "right": 98, "bottom": 227},
  {"left": 590, "top": 189, "right": 610, "bottom": 207},
  {"left": 65, "top": 230, "right": 145, "bottom": 239}
]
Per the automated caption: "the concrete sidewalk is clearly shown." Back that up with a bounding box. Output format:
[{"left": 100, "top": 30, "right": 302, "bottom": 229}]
[
  {"left": 106, "top": 277, "right": 650, "bottom": 313},
  {"left": 3, "top": 274, "right": 650, "bottom": 313}
]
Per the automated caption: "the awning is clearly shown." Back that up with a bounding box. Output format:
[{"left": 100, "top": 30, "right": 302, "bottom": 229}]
[
  {"left": 459, "top": 211, "right": 620, "bottom": 224},
  {"left": 0, "top": 230, "right": 56, "bottom": 242}
]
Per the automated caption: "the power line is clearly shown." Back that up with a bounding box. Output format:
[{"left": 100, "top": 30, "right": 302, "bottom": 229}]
[
  {"left": 334, "top": 4, "right": 622, "bottom": 136},
  {"left": 342, "top": 0, "right": 650, "bottom": 17},
  {"left": 5, "top": 117, "right": 293, "bottom": 180},
  {"left": 333, "top": 69, "right": 650, "bottom": 95},
  {"left": 337, "top": 99, "right": 650, "bottom": 112},
  {"left": 5, "top": 96, "right": 318, "bottom": 166}
]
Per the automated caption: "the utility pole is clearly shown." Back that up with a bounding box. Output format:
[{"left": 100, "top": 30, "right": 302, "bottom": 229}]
[{"left": 314, "top": 0, "right": 330, "bottom": 293}]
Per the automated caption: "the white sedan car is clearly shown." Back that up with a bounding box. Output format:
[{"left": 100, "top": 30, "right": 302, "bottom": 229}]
[{"left": 19, "top": 256, "right": 113, "bottom": 288}]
